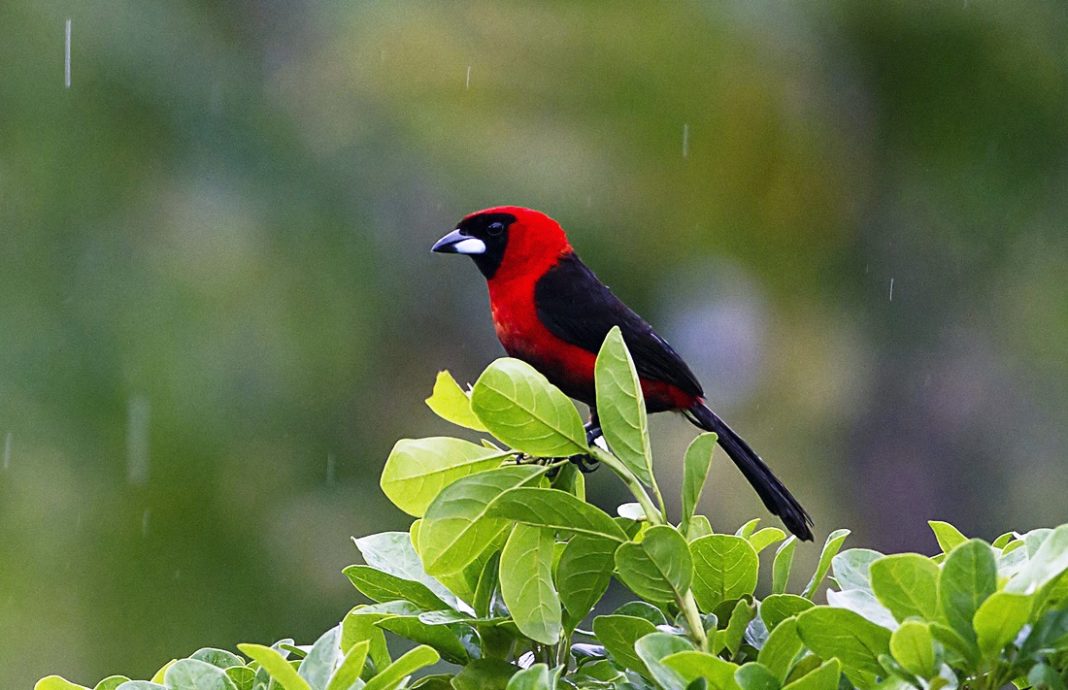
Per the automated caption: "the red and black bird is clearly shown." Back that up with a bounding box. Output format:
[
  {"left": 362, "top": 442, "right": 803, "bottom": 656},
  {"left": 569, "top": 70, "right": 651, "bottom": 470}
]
[{"left": 433, "top": 206, "right": 813, "bottom": 540}]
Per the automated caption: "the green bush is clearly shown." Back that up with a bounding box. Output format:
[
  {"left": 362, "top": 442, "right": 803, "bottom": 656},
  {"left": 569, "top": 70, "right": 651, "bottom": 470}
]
[{"left": 37, "top": 328, "right": 1068, "bottom": 690}]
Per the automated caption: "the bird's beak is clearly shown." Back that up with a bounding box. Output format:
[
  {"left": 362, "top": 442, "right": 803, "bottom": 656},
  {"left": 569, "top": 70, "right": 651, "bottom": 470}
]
[{"left": 432, "top": 229, "right": 487, "bottom": 255}]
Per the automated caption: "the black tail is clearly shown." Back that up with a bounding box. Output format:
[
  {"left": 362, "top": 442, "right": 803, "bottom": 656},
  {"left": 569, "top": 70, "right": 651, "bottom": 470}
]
[{"left": 686, "top": 403, "right": 814, "bottom": 541}]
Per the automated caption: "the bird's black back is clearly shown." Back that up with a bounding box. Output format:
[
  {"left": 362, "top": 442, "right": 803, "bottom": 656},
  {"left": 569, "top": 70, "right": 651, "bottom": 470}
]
[{"left": 533, "top": 253, "right": 703, "bottom": 401}]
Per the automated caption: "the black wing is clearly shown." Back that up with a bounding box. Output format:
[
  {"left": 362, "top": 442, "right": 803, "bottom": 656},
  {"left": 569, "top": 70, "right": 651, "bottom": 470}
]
[{"left": 534, "top": 253, "right": 703, "bottom": 399}]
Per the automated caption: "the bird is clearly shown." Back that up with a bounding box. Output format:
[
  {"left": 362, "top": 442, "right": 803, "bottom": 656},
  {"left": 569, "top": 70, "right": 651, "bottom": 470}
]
[{"left": 432, "top": 206, "right": 813, "bottom": 540}]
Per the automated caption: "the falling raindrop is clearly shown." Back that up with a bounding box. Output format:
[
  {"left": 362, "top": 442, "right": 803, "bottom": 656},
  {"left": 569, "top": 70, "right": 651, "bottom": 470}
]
[
  {"left": 326, "top": 453, "right": 337, "bottom": 485},
  {"left": 465, "top": 65, "right": 472, "bottom": 90},
  {"left": 142, "top": 508, "right": 151, "bottom": 536},
  {"left": 682, "top": 124, "right": 690, "bottom": 158},
  {"left": 2, "top": 432, "right": 10, "bottom": 470},
  {"left": 64, "top": 18, "right": 71, "bottom": 88},
  {"left": 889, "top": 277, "right": 895, "bottom": 302},
  {"left": 127, "top": 395, "right": 150, "bottom": 485}
]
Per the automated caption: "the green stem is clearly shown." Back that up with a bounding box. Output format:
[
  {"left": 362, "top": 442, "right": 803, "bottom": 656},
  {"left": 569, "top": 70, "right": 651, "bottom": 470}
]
[
  {"left": 650, "top": 481, "right": 669, "bottom": 524},
  {"left": 557, "top": 631, "right": 572, "bottom": 673},
  {"left": 588, "top": 447, "right": 663, "bottom": 525},
  {"left": 588, "top": 445, "right": 708, "bottom": 651},
  {"left": 679, "top": 590, "right": 709, "bottom": 652}
]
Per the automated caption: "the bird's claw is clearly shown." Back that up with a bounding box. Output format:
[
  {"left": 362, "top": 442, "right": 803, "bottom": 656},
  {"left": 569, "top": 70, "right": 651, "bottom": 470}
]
[{"left": 569, "top": 454, "right": 600, "bottom": 473}]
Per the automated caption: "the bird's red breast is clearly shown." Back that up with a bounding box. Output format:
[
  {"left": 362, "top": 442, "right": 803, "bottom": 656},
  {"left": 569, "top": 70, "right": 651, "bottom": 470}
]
[{"left": 472, "top": 208, "right": 595, "bottom": 400}]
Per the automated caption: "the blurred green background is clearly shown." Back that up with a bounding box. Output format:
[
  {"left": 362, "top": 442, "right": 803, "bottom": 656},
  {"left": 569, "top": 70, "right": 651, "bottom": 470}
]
[{"left": 3, "top": 0, "right": 1067, "bottom": 686}]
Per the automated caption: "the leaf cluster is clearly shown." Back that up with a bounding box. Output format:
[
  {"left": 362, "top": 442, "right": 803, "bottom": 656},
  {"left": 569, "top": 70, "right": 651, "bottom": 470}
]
[{"left": 37, "top": 329, "right": 1068, "bottom": 690}]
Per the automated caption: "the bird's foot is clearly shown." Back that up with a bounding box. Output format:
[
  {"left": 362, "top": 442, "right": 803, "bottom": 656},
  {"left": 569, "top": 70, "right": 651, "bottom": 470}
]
[
  {"left": 569, "top": 454, "right": 600, "bottom": 473},
  {"left": 574, "top": 418, "right": 604, "bottom": 473},
  {"left": 584, "top": 420, "right": 603, "bottom": 446}
]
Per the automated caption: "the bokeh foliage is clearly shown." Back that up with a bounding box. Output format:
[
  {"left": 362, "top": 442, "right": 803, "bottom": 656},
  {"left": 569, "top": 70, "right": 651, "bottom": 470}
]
[{"left": 2, "top": 0, "right": 1067, "bottom": 687}]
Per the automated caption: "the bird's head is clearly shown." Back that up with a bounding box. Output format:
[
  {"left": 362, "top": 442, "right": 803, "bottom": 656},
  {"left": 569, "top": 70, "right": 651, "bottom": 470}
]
[{"left": 432, "top": 206, "right": 572, "bottom": 281}]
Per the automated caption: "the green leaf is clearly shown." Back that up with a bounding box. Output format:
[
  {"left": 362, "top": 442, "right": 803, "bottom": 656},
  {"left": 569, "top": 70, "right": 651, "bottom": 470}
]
[
  {"left": 634, "top": 632, "right": 695, "bottom": 690},
  {"left": 772, "top": 537, "right": 797, "bottom": 595},
  {"left": 550, "top": 462, "right": 585, "bottom": 500},
  {"left": 298, "top": 626, "right": 341, "bottom": 690},
  {"left": 34, "top": 678, "right": 90, "bottom": 690},
  {"left": 749, "top": 528, "right": 786, "bottom": 555},
  {"left": 380, "top": 437, "right": 508, "bottom": 517},
  {"left": 825, "top": 589, "right": 896, "bottom": 630},
  {"left": 343, "top": 566, "right": 450, "bottom": 611},
  {"left": 94, "top": 678, "right": 131, "bottom": 690},
  {"left": 973, "top": 591, "right": 1032, "bottom": 658},
  {"left": 115, "top": 683, "right": 166, "bottom": 690},
  {"left": 354, "top": 532, "right": 460, "bottom": 610},
  {"left": 223, "top": 667, "right": 253, "bottom": 690},
  {"left": 868, "top": 553, "right": 939, "bottom": 622},
  {"left": 499, "top": 524, "right": 562, "bottom": 644},
  {"left": 473, "top": 551, "right": 500, "bottom": 619},
  {"left": 485, "top": 487, "right": 627, "bottom": 542},
  {"left": 341, "top": 606, "right": 392, "bottom": 672},
  {"left": 505, "top": 664, "right": 554, "bottom": 690},
  {"left": 595, "top": 326, "right": 655, "bottom": 485},
  {"left": 614, "top": 525, "right": 693, "bottom": 603},
  {"left": 429, "top": 528, "right": 506, "bottom": 608},
  {"left": 757, "top": 617, "right": 804, "bottom": 682},
  {"left": 831, "top": 549, "right": 883, "bottom": 592},
  {"left": 928, "top": 622, "right": 978, "bottom": 667},
  {"left": 238, "top": 645, "right": 312, "bottom": 690},
  {"left": 686, "top": 514, "right": 714, "bottom": 541},
  {"left": 164, "top": 660, "right": 239, "bottom": 690},
  {"left": 1019, "top": 608, "right": 1068, "bottom": 660},
  {"left": 278, "top": 643, "right": 307, "bottom": 659},
  {"left": 450, "top": 659, "right": 517, "bottom": 690},
  {"left": 570, "top": 659, "right": 623, "bottom": 685},
  {"left": 801, "top": 529, "right": 850, "bottom": 599},
  {"left": 889, "top": 620, "right": 937, "bottom": 679},
  {"left": 190, "top": 650, "right": 244, "bottom": 670},
  {"left": 363, "top": 646, "right": 440, "bottom": 690},
  {"left": 681, "top": 432, "right": 717, "bottom": 530},
  {"left": 408, "top": 675, "right": 456, "bottom": 690},
  {"left": 712, "top": 599, "right": 756, "bottom": 657},
  {"left": 374, "top": 615, "right": 471, "bottom": 664},
  {"left": 1028, "top": 663, "right": 1068, "bottom": 690},
  {"left": 736, "top": 519, "right": 762, "bottom": 539},
  {"left": 661, "top": 651, "right": 741, "bottom": 690},
  {"left": 939, "top": 539, "right": 997, "bottom": 642},
  {"left": 690, "top": 534, "right": 759, "bottom": 611},
  {"left": 614, "top": 601, "right": 669, "bottom": 625},
  {"left": 426, "top": 370, "right": 487, "bottom": 431},
  {"left": 558, "top": 535, "right": 616, "bottom": 627},
  {"left": 928, "top": 521, "right": 967, "bottom": 554},
  {"left": 1007, "top": 524, "right": 1068, "bottom": 596},
  {"left": 419, "top": 465, "right": 546, "bottom": 575},
  {"left": 795, "top": 607, "right": 891, "bottom": 677},
  {"left": 781, "top": 659, "right": 840, "bottom": 690},
  {"left": 325, "top": 641, "right": 369, "bottom": 690},
  {"left": 760, "top": 594, "right": 813, "bottom": 631},
  {"left": 150, "top": 661, "right": 176, "bottom": 684},
  {"left": 734, "top": 663, "right": 780, "bottom": 690},
  {"left": 471, "top": 358, "right": 588, "bottom": 456},
  {"left": 593, "top": 615, "right": 658, "bottom": 676}
]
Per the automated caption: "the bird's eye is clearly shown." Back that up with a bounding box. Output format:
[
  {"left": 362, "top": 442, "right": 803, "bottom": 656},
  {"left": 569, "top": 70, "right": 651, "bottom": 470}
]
[{"left": 487, "top": 222, "right": 505, "bottom": 237}]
